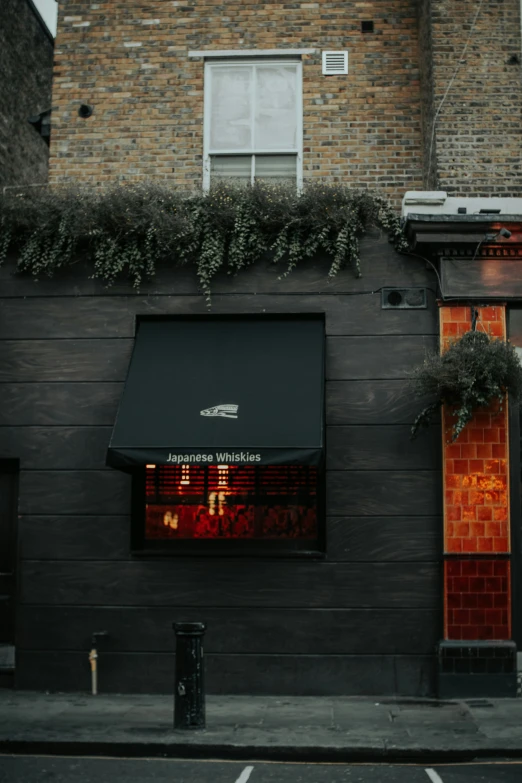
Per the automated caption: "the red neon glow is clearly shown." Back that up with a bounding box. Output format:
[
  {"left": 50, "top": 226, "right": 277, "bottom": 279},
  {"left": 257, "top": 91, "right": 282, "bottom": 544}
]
[{"left": 145, "top": 464, "right": 318, "bottom": 540}]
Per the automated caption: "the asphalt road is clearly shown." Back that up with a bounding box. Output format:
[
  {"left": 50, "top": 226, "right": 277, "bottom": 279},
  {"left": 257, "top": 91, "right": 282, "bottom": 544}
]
[{"left": 0, "top": 757, "right": 521, "bottom": 783}]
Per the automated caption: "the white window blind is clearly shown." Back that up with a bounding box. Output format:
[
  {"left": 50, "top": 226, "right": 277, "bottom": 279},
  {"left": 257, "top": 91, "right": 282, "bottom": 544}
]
[
  {"left": 204, "top": 60, "right": 302, "bottom": 188},
  {"left": 211, "top": 154, "right": 297, "bottom": 184}
]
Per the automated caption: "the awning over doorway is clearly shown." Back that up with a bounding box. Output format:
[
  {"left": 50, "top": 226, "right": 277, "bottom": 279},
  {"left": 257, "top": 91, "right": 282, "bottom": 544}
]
[{"left": 106, "top": 316, "right": 325, "bottom": 470}]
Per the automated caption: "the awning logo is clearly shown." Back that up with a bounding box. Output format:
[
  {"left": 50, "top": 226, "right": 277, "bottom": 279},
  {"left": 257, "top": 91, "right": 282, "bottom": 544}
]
[{"left": 200, "top": 404, "right": 238, "bottom": 419}]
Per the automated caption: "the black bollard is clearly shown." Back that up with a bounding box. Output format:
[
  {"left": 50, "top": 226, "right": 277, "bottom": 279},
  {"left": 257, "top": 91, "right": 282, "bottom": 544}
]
[{"left": 173, "top": 622, "right": 206, "bottom": 730}]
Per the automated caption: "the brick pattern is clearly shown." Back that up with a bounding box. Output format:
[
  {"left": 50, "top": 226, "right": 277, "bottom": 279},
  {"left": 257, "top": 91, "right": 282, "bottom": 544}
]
[
  {"left": 418, "top": 0, "right": 522, "bottom": 196},
  {"left": 441, "top": 306, "right": 510, "bottom": 556},
  {"left": 440, "top": 304, "right": 512, "bottom": 642},
  {"left": 445, "top": 559, "right": 511, "bottom": 641},
  {"left": 48, "top": 0, "right": 424, "bottom": 203}
]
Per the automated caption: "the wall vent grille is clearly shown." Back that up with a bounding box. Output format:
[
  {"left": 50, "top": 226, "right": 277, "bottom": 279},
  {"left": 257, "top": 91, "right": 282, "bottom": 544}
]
[{"left": 322, "top": 51, "right": 348, "bottom": 75}]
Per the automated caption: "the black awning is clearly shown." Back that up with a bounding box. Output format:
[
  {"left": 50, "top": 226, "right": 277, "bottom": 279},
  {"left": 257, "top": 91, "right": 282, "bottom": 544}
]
[{"left": 107, "top": 316, "right": 325, "bottom": 469}]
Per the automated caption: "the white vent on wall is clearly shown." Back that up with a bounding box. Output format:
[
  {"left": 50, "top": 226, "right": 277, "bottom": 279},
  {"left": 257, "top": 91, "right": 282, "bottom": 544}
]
[{"left": 322, "top": 51, "right": 348, "bottom": 75}]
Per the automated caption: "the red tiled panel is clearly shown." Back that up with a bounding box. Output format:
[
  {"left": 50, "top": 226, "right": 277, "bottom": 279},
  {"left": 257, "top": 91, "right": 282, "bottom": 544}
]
[
  {"left": 440, "top": 305, "right": 510, "bottom": 555},
  {"left": 444, "top": 559, "right": 511, "bottom": 640}
]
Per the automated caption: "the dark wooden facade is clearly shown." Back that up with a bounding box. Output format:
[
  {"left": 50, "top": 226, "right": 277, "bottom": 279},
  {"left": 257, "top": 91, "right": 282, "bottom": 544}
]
[{"left": 0, "top": 233, "right": 443, "bottom": 696}]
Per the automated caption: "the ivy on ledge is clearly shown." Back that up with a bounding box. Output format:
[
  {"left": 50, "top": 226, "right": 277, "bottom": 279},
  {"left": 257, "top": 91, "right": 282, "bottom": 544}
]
[{"left": 0, "top": 182, "right": 408, "bottom": 297}]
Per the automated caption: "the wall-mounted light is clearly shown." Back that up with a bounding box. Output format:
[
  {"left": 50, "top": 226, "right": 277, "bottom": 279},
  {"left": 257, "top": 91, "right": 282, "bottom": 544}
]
[{"left": 485, "top": 228, "right": 511, "bottom": 241}]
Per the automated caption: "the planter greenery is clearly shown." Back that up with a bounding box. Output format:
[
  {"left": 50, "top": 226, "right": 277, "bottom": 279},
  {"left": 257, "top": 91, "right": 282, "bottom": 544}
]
[
  {"left": 411, "top": 330, "right": 522, "bottom": 442},
  {"left": 0, "top": 182, "right": 408, "bottom": 297}
]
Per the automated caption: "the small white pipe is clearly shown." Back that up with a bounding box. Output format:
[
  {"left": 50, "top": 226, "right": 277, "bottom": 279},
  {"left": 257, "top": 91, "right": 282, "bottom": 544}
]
[{"left": 89, "top": 648, "right": 98, "bottom": 695}]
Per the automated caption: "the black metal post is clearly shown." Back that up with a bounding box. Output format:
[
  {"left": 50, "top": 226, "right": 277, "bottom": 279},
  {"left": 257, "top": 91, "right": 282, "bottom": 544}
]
[{"left": 173, "top": 622, "right": 206, "bottom": 730}]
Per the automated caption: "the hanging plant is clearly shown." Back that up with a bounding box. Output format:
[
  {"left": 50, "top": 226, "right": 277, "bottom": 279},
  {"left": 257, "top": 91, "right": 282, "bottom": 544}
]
[
  {"left": 411, "top": 330, "right": 522, "bottom": 442},
  {"left": 0, "top": 181, "right": 408, "bottom": 297}
]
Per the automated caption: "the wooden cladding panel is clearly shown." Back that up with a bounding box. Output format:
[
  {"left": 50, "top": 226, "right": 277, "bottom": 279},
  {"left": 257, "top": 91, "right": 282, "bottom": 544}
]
[
  {"left": 327, "top": 335, "right": 436, "bottom": 380},
  {"left": 0, "top": 293, "right": 437, "bottom": 339},
  {"left": 18, "top": 471, "right": 132, "bottom": 516},
  {"left": 327, "top": 470, "right": 441, "bottom": 516},
  {"left": 0, "top": 340, "right": 133, "bottom": 382},
  {"left": 327, "top": 425, "right": 440, "bottom": 470},
  {"left": 20, "top": 516, "right": 130, "bottom": 561},
  {"left": 0, "top": 427, "right": 112, "bottom": 470},
  {"left": 0, "top": 381, "right": 426, "bottom": 426},
  {"left": 327, "top": 517, "right": 441, "bottom": 562},
  {"left": 330, "top": 381, "right": 436, "bottom": 425},
  {"left": 16, "top": 606, "right": 441, "bottom": 655},
  {"left": 20, "top": 515, "right": 440, "bottom": 563},
  {"left": 0, "top": 240, "right": 434, "bottom": 297},
  {"left": 17, "top": 469, "right": 441, "bottom": 517},
  {"left": 19, "top": 560, "right": 440, "bottom": 608},
  {"left": 14, "top": 650, "right": 435, "bottom": 696},
  {"left": 0, "top": 383, "right": 122, "bottom": 426},
  {"left": 0, "top": 335, "right": 435, "bottom": 382},
  {"left": 1, "top": 425, "right": 438, "bottom": 470}
]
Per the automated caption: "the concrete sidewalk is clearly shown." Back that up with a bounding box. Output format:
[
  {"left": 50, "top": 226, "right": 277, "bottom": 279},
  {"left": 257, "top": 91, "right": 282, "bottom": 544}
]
[
  {"left": 0, "top": 690, "right": 522, "bottom": 761},
  {"left": 0, "top": 692, "right": 522, "bottom": 762}
]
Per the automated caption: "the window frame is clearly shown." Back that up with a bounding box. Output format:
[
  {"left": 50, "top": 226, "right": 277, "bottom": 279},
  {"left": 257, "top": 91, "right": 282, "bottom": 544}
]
[{"left": 202, "top": 57, "right": 303, "bottom": 190}]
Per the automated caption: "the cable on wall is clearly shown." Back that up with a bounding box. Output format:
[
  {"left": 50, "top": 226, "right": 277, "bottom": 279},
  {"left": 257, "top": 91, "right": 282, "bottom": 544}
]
[{"left": 427, "top": 0, "right": 486, "bottom": 181}]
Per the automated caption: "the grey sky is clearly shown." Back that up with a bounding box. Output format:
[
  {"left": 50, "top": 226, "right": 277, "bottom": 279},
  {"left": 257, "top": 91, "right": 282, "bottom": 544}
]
[{"left": 32, "top": 0, "right": 58, "bottom": 37}]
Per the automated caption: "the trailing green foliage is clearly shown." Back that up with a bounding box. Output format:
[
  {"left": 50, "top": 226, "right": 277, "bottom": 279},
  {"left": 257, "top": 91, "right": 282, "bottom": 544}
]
[
  {"left": 411, "top": 330, "right": 522, "bottom": 442},
  {"left": 0, "top": 182, "right": 408, "bottom": 297}
]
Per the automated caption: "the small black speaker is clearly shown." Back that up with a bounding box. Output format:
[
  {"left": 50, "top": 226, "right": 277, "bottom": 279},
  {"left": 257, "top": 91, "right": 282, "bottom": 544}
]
[{"left": 381, "top": 288, "right": 427, "bottom": 309}]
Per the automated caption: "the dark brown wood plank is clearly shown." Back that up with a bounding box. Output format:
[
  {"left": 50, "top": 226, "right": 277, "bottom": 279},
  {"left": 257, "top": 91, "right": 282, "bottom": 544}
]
[
  {"left": 0, "top": 340, "right": 132, "bottom": 382},
  {"left": 0, "top": 257, "right": 200, "bottom": 297},
  {"left": 19, "top": 471, "right": 131, "bottom": 515},
  {"left": 0, "top": 335, "right": 433, "bottom": 383},
  {"left": 327, "top": 425, "right": 441, "bottom": 470},
  {"left": 327, "top": 335, "right": 436, "bottom": 380},
  {"left": 0, "top": 293, "right": 437, "bottom": 339},
  {"left": 0, "top": 383, "right": 122, "bottom": 426},
  {"left": 326, "top": 381, "right": 436, "bottom": 425},
  {"left": 442, "top": 257, "right": 522, "bottom": 299},
  {"left": 0, "top": 380, "right": 432, "bottom": 427},
  {"left": 1, "top": 424, "right": 438, "bottom": 471},
  {"left": 1, "top": 240, "right": 435, "bottom": 297},
  {"left": 0, "top": 427, "right": 111, "bottom": 469},
  {"left": 19, "top": 560, "right": 440, "bottom": 608},
  {"left": 14, "top": 650, "right": 435, "bottom": 695},
  {"left": 327, "top": 470, "right": 442, "bottom": 516},
  {"left": 18, "top": 469, "right": 441, "bottom": 518},
  {"left": 20, "top": 516, "right": 129, "bottom": 560},
  {"left": 327, "top": 517, "right": 441, "bottom": 562},
  {"left": 16, "top": 606, "right": 441, "bottom": 655},
  {"left": 19, "top": 514, "right": 441, "bottom": 563}
]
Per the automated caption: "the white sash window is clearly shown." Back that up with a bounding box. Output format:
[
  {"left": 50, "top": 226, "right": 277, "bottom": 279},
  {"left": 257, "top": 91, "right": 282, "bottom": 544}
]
[{"left": 203, "top": 60, "right": 303, "bottom": 189}]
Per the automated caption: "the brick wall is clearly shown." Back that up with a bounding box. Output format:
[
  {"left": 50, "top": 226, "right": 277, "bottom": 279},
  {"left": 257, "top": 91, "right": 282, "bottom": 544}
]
[
  {"left": 48, "top": 0, "right": 424, "bottom": 203},
  {"left": 440, "top": 305, "right": 512, "bottom": 641},
  {"left": 418, "top": 0, "right": 522, "bottom": 196},
  {"left": 0, "top": 0, "right": 54, "bottom": 187}
]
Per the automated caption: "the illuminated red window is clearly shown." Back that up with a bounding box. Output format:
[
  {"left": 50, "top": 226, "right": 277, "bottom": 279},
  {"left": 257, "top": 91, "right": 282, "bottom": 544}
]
[{"left": 144, "top": 464, "right": 318, "bottom": 541}]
